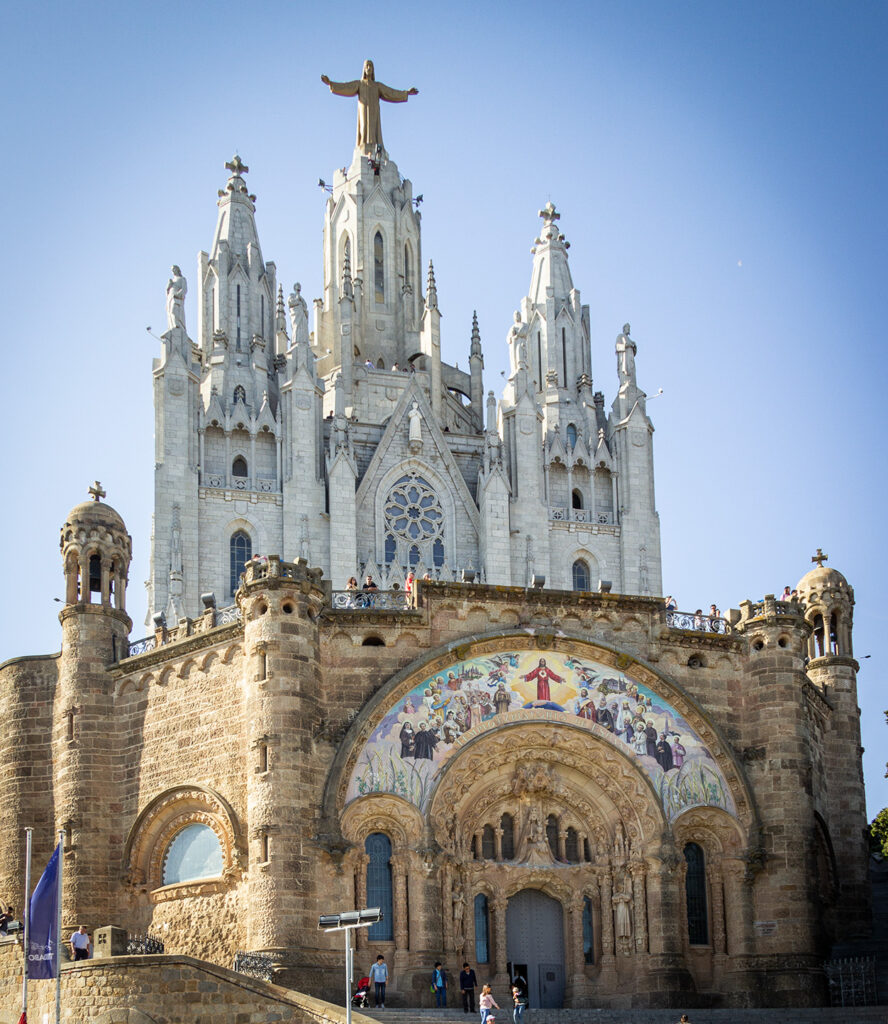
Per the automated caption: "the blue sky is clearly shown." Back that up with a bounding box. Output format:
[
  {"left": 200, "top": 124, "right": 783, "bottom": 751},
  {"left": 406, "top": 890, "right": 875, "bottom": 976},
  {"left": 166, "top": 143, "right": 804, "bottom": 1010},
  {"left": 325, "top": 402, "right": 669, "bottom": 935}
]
[{"left": 2, "top": 1, "right": 886, "bottom": 814}]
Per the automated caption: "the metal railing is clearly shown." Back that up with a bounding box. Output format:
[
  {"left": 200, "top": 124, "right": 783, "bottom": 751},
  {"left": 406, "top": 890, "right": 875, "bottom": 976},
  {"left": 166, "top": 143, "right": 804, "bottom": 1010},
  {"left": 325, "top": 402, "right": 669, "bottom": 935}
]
[
  {"left": 666, "top": 610, "right": 731, "bottom": 635},
  {"left": 550, "top": 506, "right": 614, "bottom": 525},
  {"left": 126, "top": 635, "right": 157, "bottom": 657},
  {"left": 126, "top": 933, "right": 165, "bottom": 955},
  {"left": 331, "top": 590, "right": 412, "bottom": 611},
  {"left": 233, "top": 950, "right": 276, "bottom": 981},
  {"left": 124, "top": 603, "right": 242, "bottom": 658},
  {"left": 823, "top": 956, "right": 877, "bottom": 1006}
]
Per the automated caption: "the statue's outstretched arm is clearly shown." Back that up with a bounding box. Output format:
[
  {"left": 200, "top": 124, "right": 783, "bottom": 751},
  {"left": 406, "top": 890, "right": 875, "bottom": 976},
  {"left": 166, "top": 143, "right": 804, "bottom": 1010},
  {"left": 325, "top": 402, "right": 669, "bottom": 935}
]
[
  {"left": 321, "top": 76, "right": 361, "bottom": 97},
  {"left": 377, "top": 82, "right": 419, "bottom": 103}
]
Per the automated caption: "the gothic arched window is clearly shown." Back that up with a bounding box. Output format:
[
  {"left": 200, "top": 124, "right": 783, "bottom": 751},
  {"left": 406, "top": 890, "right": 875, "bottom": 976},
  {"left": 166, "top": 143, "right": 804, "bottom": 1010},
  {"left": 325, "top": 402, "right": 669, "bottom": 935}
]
[
  {"left": 565, "top": 827, "right": 579, "bottom": 863},
  {"left": 566, "top": 423, "right": 578, "bottom": 449},
  {"left": 582, "top": 896, "right": 595, "bottom": 963},
  {"left": 232, "top": 456, "right": 248, "bottom": 478},
  {"left": 572, "top": 488, "right": 584, "bottom": 509},
  {"left": 365, "top": 833, "right": 394, "bottom": 941},
  {"left": 374, "top": 231, "right": 385, "bottom": 304},
  {"left": 404, "top": 242, "right": 413, "bottom": 293},
  {"left": 384, "top": 534, "right": 396, "bottom": 565},
  {"left": 546, "top": 814, "right": 559, "bottom": 859},
  {"left": 573, "top": 560, "right": 590, "bottom": 592},
  {"left": 233, "top": 385, "right": 246, "bottom": 405},
  {"left": 500, "top": 813, "right": 515, "bottom": 860},
  {"left": 383, "top": 473, "right": 445, "bottom": 569},
  {"left": 162, "top": 823, "right": 223, "bottom": 885},
  {"left": 474, "top": 894, "right": 489, "bottom": 963},
  {"left": 684, "top": 842, "right": 708, "bottom": 945},
  {"left": 481, "top": 824, "right": 496, "bottom": 860},
  {"left": 229, "top": 530, "right": 251, "bottom": 595}
]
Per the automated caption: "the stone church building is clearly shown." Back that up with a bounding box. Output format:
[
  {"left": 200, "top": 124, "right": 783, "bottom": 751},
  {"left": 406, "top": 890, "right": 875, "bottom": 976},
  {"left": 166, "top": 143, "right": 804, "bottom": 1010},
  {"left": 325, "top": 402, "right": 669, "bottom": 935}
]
[{"left": 0, "top": 65, "right": 871, "bottom": 1011}]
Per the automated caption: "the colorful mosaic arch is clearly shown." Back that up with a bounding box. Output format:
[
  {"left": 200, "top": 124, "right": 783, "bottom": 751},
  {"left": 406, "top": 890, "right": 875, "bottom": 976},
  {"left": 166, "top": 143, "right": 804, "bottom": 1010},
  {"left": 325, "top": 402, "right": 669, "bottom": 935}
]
[{"left": 346, "top": 649, "right": 736, "bottom": 822}]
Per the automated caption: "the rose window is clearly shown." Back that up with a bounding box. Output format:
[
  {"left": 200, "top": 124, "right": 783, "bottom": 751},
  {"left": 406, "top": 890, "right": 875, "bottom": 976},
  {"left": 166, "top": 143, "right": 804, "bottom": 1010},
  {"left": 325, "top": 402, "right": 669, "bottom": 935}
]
[{"left": 383, "top": 474, "right": 445, "bottom": 567}]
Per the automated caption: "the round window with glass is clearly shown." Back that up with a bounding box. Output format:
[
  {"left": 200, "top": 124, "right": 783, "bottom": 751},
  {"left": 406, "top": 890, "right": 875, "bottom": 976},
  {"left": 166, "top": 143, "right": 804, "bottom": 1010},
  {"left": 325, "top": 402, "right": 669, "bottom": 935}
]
[
  {"left": 383, "top": 473, "right": 445, "bottom": 567},
  {"left": 162, "top": 823, "right": 223, "bottom": 886}
]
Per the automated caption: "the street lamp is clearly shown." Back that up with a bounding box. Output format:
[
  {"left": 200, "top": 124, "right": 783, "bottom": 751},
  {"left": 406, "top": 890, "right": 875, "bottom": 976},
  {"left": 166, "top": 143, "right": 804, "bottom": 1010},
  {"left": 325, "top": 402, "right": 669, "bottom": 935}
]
[{"left": 318, "top": 907, "right": 383, "bottom": 1024}]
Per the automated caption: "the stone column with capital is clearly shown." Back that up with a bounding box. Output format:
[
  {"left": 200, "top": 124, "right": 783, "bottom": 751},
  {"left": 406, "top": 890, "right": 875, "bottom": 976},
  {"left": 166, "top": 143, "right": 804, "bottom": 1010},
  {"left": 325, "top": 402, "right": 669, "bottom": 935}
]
[
  {"left": 630, "top": 861, "right": 649, "bottom": 954},
  {"left": 355, "top": 852, "right": 370, "bottom": 952},
  {"left": 566, "top": 895, "right": 590, "bottom": 1004},
  {"left": 709, "top": 864, "right": 727, "bottom": 957},
  {"left": 492, "top": 896, "right": 509, "bottom": 989},
  {"left": 391, "top": 853, "right": 410, "bottom": 976}
]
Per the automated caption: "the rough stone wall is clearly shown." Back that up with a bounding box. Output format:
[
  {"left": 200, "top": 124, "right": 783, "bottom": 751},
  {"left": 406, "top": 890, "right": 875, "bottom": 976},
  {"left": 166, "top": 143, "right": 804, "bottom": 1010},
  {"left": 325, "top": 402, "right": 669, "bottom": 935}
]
[
  {"left": 0, "top": 947, "right": 374, "bottom": 1024},
  {"left": 0, "top": 653, "right": 59, "bottom": 911}
]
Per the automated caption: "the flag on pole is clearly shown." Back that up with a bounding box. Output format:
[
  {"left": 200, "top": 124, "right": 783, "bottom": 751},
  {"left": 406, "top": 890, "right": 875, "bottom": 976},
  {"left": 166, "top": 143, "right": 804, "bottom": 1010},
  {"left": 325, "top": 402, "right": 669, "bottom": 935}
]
[{"left": 27, "top": 843, "right": 60, "bottom": 980}]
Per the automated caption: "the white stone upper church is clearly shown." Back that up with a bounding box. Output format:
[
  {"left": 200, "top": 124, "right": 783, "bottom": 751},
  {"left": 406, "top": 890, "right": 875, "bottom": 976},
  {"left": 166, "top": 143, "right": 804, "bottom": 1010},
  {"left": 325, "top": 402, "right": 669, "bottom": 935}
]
[{"left": 147, "top": 64, "right": 661, "bottom": 624}]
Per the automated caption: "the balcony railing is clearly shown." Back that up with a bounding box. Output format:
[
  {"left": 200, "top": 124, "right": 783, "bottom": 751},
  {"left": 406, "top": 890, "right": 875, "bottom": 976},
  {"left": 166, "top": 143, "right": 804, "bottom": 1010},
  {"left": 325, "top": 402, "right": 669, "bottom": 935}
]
[
  {"left": 666, "top": 610, "right": 731, "bottom": 635},
  {"left": 331, "top": 590, "right": 413, "bottom": 611},
  {"left": 549, "top": 506, "right": 614, "bottom": 525},
  {"left": 124, "top": 603, "right": 242, "bottom": 658}
]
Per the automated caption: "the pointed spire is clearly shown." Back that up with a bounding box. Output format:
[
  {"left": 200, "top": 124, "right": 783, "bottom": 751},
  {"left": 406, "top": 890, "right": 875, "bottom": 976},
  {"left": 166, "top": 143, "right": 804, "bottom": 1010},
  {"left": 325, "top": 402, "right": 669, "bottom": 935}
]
[
  {"left": 340, "top": 247, "right": 354, "bottom": 302},
  {"left": 275, "top": 284, "right": 289, "bottom": 339},
  {"left": 470, "top": 310, "right": 482, "bottom": 358},
  {"left": 426, "top": 260, "right": 438, "bottom": 310}
]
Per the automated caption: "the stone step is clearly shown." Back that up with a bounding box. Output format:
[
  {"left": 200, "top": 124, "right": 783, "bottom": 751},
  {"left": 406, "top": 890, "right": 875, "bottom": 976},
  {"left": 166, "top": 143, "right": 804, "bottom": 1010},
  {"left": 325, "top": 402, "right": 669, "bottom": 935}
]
[{"left": 361, "top": 1010, "right": 888, "bottom": 1023}]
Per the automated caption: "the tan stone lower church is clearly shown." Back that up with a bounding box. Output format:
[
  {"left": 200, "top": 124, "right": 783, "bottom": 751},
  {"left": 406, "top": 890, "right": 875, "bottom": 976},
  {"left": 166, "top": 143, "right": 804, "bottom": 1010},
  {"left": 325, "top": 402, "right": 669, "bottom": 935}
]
[{"left": 0, "top": 490, "right": 869, "bottom": 1010}]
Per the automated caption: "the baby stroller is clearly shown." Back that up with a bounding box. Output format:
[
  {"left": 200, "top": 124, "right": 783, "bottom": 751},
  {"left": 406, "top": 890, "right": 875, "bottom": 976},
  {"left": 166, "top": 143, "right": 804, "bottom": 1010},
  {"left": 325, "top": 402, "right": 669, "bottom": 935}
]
[{"left": 352, "top": 976, "right": 371, "bottom": 1008}]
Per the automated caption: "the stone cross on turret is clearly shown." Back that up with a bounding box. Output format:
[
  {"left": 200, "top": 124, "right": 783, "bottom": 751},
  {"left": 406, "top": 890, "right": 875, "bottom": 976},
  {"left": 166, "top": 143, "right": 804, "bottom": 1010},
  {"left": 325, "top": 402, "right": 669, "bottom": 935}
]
[
  {"left": 539, "top": 201, "right": 560, "bottom": 226},
  {"left": 226, "top": 155, "right": 248, "bottom": 178},
  {"left": 812, "top": 548, "right": 829, "bottom": 567},
  {"left": 88, "top": 481, "right": 106, "bottom": 502}
]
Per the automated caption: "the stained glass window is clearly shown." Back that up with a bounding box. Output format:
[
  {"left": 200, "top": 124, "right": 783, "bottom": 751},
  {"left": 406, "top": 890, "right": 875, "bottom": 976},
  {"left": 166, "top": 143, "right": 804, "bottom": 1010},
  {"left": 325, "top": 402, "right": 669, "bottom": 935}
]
[
  {"left": 582, "top": 896, "right": 594, "bottom": 963},
  {"left": 684, "top": 842, "right": 708, "bottom": 945},
  {"left": 230, "top": 531, "right": 251, "bottom": 595},
  {"left": 474, "top": 894, "right": 489, "bottom": 963},
  {"left": 383, "top": 473, "right": 445, "bottom": 569},
  {"left": 365, "top": 833, "right": 394, "bottom": 941}
]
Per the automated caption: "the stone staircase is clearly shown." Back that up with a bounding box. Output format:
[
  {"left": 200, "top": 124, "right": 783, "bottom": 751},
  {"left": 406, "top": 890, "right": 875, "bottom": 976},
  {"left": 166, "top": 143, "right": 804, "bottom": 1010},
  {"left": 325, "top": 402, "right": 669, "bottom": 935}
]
[{"left": 361, "top": 1010, "right": 887, "bottom": 1024}]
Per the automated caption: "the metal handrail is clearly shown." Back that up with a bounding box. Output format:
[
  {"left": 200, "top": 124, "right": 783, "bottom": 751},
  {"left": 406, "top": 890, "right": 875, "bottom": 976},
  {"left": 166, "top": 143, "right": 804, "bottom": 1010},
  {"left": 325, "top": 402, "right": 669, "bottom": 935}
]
[
  {"left": 666, "top": 609, "right": 731, "bottom": 635},
  {"left": 331, "top": 590, "right": 412, "bottom": 611}
]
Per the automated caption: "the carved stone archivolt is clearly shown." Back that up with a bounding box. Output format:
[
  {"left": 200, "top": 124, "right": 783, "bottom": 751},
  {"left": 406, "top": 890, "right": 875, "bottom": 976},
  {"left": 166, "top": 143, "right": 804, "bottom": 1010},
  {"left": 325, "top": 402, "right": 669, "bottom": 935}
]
[
  {"left": 124, "top": 785, "right": 243, "bottom": 896},
  {"left": 340, "top": 792, "right": 424, "bottom": 847}
]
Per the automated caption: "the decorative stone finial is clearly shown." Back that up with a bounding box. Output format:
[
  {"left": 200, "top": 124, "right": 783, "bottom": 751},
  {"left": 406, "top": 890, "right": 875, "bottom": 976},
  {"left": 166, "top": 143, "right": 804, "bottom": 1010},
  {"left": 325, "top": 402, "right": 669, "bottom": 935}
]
[
  {"left": 470, "top": 311, "right": 482, "bottom": 357},
  {"left": 88, "top": 481, "right": 106, "bottom": 502},
  {"left": 811, "top": 548, "right": 829, "bottom": 568},
  {"left": 225, "top": 155, "right": 249, "bottom": 179},
  {"left": 539, "top": 201, "right": 560, "bottom": 225},
  {"left": 426, "top": 260, "right": 438, "bottom": 309}
]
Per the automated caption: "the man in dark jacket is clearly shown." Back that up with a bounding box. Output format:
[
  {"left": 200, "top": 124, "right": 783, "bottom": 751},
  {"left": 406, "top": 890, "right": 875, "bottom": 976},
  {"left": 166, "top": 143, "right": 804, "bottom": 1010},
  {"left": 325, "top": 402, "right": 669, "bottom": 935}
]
[{"left": 459, "top": 962, "right": 477, "bottom": 1013}]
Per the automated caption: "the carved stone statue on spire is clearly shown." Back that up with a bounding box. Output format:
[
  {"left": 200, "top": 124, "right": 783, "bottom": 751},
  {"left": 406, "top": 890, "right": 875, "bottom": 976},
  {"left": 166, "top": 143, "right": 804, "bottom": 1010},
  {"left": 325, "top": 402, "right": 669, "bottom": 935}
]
[
  {"left": 616, "top": 322, "right": 637, "bottom": 392},
  {"left": 321, "top": 60, "right": 418, "bottom": 152},
  {"left": 166, "top": 266, "right": 187, "bottom": 332},
  {"left": 508, "top": 311, "right": 529, "bottom": 372},
  {"left": 288, "top": 283, "right": 309, "bottom": 347}
]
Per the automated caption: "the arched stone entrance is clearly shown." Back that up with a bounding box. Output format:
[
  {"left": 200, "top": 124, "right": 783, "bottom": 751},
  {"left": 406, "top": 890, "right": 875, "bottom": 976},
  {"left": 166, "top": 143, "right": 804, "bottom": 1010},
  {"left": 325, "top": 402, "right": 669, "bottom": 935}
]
[{"left": 506, "top": 888, "right": 564, "bottom": 1008}]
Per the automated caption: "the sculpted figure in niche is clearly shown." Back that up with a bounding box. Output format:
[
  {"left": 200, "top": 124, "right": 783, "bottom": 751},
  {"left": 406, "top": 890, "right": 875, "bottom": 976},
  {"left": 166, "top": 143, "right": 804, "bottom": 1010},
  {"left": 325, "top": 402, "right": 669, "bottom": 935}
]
[
  {"left": 452, "top": 881, "right": 466, "bottom": 945},
  {"left": 166, "top": 265, "right": 187, "bottom": 331},
  {"left": 612, "top": 878, "right": 633, "bottom": 940},
  {"left": 321, "top": 60, "right": 418, "bottom": 151},
  {"left": 408, "top": 401, "right": 422, "bottom": 447}
]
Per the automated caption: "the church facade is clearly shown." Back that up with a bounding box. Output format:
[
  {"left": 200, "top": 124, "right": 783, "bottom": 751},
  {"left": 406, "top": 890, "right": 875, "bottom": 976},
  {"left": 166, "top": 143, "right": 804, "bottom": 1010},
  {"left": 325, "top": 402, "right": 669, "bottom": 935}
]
[
  {"left": 0, "top": 67, "right": 871, "bottom": 1012},
  {"left": 147, "top": 62, "right": 660, "bottom": 627}
]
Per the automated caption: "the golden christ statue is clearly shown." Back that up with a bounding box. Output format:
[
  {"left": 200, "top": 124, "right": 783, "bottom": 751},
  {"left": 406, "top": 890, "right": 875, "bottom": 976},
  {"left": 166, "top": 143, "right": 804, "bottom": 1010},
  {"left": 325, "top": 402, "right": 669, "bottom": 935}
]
[{"left": 321, "top": 60, "right": 418, "bottom": 152}]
